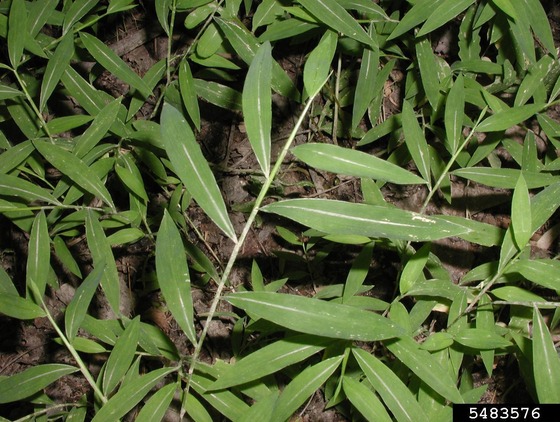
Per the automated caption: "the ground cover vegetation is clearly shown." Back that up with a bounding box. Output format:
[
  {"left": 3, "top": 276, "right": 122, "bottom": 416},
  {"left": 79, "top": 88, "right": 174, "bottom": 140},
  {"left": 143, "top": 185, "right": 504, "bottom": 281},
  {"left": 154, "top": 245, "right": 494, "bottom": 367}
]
[{"left": 1, "top": 0, "right": 560, "bottom": 420}]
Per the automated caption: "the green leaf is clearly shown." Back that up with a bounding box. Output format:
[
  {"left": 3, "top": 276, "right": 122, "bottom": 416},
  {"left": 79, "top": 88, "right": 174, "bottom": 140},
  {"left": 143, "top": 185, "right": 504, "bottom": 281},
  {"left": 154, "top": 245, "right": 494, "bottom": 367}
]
[
  {"left": 343, "top": 376, "right": 392, "bottom": 422},
  {"left": 400, "top": 243, "right": 430, "bottom": 295},
  {"left": 0, "top": 364, "right": 78, "bottom": 403},
  {"left": 437, "top": 215, "right": 504, "bottom": 247},
  {"left": 0, "top": 293, "right": 46, "bottom": 319},
  {"left": 453, "top": 328, "right": 511, "bottom": 350},
  {"left": 532, "top": 306, "right": 560, "bottom": 403},
  {"left": 179, "top": 59, "right": 201, "bottom": 131},
  {"left": 0, "top": 83, "right": 24, "bottom": 100},
  {"left": 26, "top": 211, "right": 50, "bottom": 301},
  {"left": 515, "top": 56, "right": 556, "bottom": 107},
  {"left": 384, "top": 337, "right": 464, "bottom": 403},
  {"left": 63, "top": 0, "right": 98, "bottom": 35},
  {"left": 102, "top": 316, "right": 140, "bottom": 395},
  {"left": 61, "top": 67, "right": 113, "bottom": 118},
  {"left": 73, "top": 97, "right": 121, "bottom": 158},
  {"left": 80, "top": 32, "right": 151, "bottom": 98},
  {"left": 520, "top": 0, "right": 555, "bottom": 54},
  {"left": 239, "top": 392, "right": 279, "bottom": 422},
  {"left": 511, "top": 174, "right": 532, "bottom": 248},
  {"left": 418, "top": 0, "right": 475, "bottom": 37},
  {"left": 452, "top": 168, "right": 557, "bottom": 189},
  {"left": 155, "top": 0, "right": 171, "bottom": 35},
  {"left": 65, "top": 264, "right": 105, "bottom": 341},
  {"left": 86, "top": 210, "right": 120, "bottom": 314},
  {"left": 352, "top": 24, "right": 378, "bottom": 131},
  {"left": 343, "top": 242, "right": 374, "bottom": 302},
  {"left": 415, "top": 37, "right": 440, "bottom": 110},
  {"left": 115, "top": 158, "right": 148, "bottom": 202},
  {"left": 135, "top": 382, "right": 177, "bottom": 422},
  {"left": 28, "top": 0, "right": 58, "bottom": 38},
  {"left": 298, "top": 0, "right": 375, "bottom": 48},
  {"left": 490, "top": 0, "right": 517, "bottom": 19},
  {"left": 303, "top": 29, "right": 337, "bottom": 98},
  {"left": 156, "top": 210, "right": 197, "bottom": 345},
  {"left": 190, "top": 371, "right": 250, "bottom": 421},
  {"left": 106, "top": 228, "right": 144, "bottom": 246},
  {"left": 262, "top": 199, "right": 470, "bottom": 241},
  {"left": 33, "top": 140, "right": 115, "bottom": 210},
  {"left": 419, "top": 332, "right": 454, "bottom": 351},
  {"left": 91, "top": 367, "right": 177, "bottom": 422},
  {"left": 161, "top": 103, "right": 237, "bottom": 241},
  {"left": 444, "top": 74, "right": 464, "bottom": 154},
  {"left": 184, "top": 392, "right": 213, "bottom": 422},
  {"left": 508, "top": 259, "right": 560, "bottom": 291},
  {"left": 243, "top": 41, "right": 272, "bottom": 176},
  {"left": 8, "top": 0, "right": 27, "bottom": 68},
  {"left": 477, "top": 104, "right": 544, "bottom": 132},
  {"left": 353, "top": 348, "right": 429, "bottom": 422},
  {"left": 0, "top": 173, "right": 60, "bottom": 205},
  {"left": 388, "top": 0, "right": 445, "bottom": 40},
  {"left": 226, "top": 291, "right": 402, "bottom": 341},
  {"left": 40, "top": 32, "right": 74, "bottom": 112},
  {"left": 402, "top": 100, "right": 431, "bottom": 184},
  {"left": 46, "top": 115, "right": 94, "bottom": 134},
  {"left": 210, "top": 334, "right": 332, "bottom": 390},
  {"left": 293, "top": 143, "right": 426, "bottom": 185},
  {"left": 194, "top": 79, "right": 242, "bottom": 110},
  {"left": 215, "top": 17, "right": 299, "bottom": 100},
  {"left": 491, "top": 286, "right": 546, "bottom": 303},
  {"left": 270, "top": 355, "right": 342, "bottom": 422}
]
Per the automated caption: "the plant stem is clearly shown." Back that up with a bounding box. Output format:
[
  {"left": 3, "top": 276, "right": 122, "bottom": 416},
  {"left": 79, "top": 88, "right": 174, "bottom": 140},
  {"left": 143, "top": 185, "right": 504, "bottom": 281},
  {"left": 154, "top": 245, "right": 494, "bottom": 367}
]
[
  {"left": 419, "top": 107, "right": 488, "bottom": 214},
  {"left": 12, "top": 70, "right": 54, "bottom": 142},
  {"left": 180, "top": 84, "right": 326, "bottom": 419},
  {"left": 33, "top": 284, "right": 108, "bottom": 404}
]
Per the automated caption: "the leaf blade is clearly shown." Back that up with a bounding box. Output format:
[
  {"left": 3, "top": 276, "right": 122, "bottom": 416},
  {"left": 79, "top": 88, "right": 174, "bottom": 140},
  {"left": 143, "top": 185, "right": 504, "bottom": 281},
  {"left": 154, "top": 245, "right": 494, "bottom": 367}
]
[{"left": 161, "top": 103, "right": 237, "bottom": 241}]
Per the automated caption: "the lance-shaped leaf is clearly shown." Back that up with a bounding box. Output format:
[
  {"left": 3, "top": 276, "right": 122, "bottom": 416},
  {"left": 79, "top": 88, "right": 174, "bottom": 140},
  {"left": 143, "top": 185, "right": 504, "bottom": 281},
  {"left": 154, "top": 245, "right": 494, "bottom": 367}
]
[
  {"left": 452, "top": 168, "right": 557, "bottom": 189},
  {"left": 271, "top": 356, "right": 343, "bottom": 422},
  {"left": 532, "top": 306, "right": 560, "bottom": 403},
  {"left": 40, "top": 32, "right": 74, "bottom": 112},
  {"left": 303, "top": 29, "right": 337, "bottom": 99},
  {"left": 343, "top": 376, "right": 392, "bottom": 422},
  {"left": 384, "top": 337, "right": 464, "bottom": 403},
  {"left": 80, "top": 32, "right": 151, "bottom": 98},
  {"left": 444, "top": 74, "right": 465, "bottom": 154},
  {"left": 0, "top": 173, "right": 60, "bottom": 205},
  {"left": 65, "top": 264, "right": 105, "bottom": 341},
  {"left": 161, "top": 103, "right": 237, "bottom": 241},
  {"left": 135, "top": 382, "right": 177, "bottom": 422},
  {"left": 0, "top": 364, "right": 78, "bottom": 403},
  {"left": 292, "top": 143, "right": 426, "bottom": 185},
  {"left": 352, "top": 24, "right": 379, "bottom": 131},
  {"left": 262, "top": 199, "right": 469, "bottom": 241},
  {"left": 0, "top": 293, "right": 46, "bottom": 319},
  {"left": 156, "top": 210, "right": 197, "bottom": 345},
  {"left": 91, "top": 367, "right": 177, "bottom": 422},
  {"left": 388, "top": 0, "right": 445, "bottom": 40},
  {"left": 512, "top": 174, "right": 532, "bottom": 249},
  {"left": 298, "top": 0, "right": 375, "bottom": 48},
  {"left": 33, "top": 140, "right": 115, "bottom": 210},
  {"left": 210, "top": 334, "right": 332, "bottom": 390},
  {"left": 102, "top": 316, "right": 140, "bottom": 395},
  {"left": 194, "top": 79, "right": 242, "bottom": 110},
  {"left": 453, "top": 328, "right": 511, "bottom": 350},
  {"left": 415, "top": 38, "right": 440, "bottom": 111},
  {"left": 63, "top": 0, "right": 97, "bottom": 34},
  {"left": 215, "top": 17, "right": 298, "bottom": 100},
  {"left": 0, "top": 83, "right": 24, "bottom": 100},
  {"left": 418, "top": 0, "right": 475, "bottom": 36},
  {"left": 477, "top": 103, "right": 544, "bottom": 132},
  {"left": 8, "top": 0, "right": 27, "bottom": 68},
  {"left": 86, "top": 210, "right": 120, "bottom": 314},
  {"left": 226, "top": 291, "right": 402, "bottom": 341},
  {"left": 402, "top": 100, "right": 431, "bottom": 184},
  {"left": 353, "top": 348, "right": 429, "bottom": 422},
  {"left": 179, "top": 59, "right": 201, "bottom": 131},
  {"left": 508, "top": 259, "right": 560, "bottom": 291},
  {"left": 243, "top": 41, "right": 272, "bottom": 176},
  {"left": 26, "top": 211, "right": 50, "bottom": 301},
  {"left": 73, "top": 97, "right": 121, "bottom": 158}
]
